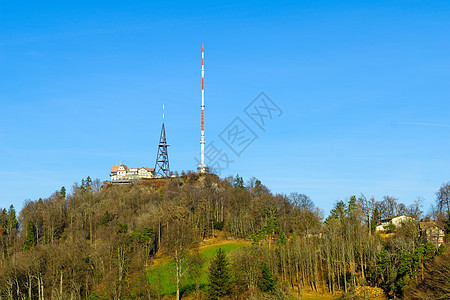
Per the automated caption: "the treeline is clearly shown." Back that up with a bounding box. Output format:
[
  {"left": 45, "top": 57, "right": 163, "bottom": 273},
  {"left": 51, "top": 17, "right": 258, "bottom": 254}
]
[{"left": 0, "top": 173, "right": 449, "bottom": 299}]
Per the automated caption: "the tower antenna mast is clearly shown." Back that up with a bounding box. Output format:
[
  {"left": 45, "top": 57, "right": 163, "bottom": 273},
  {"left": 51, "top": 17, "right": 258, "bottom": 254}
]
[
  {"left": 155, "top": 100, "right": 171, "bottom": 177},
  {"left": 198, "top": 44, "right": 208, "bottom": 174}
]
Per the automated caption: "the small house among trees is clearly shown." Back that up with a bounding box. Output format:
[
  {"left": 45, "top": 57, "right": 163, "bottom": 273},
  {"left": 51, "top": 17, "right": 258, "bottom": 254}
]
[
  {"left": 419, "top": 222, "right": 445, "bottom": 247},
  {"left": 375, "top": 215, "right": 414, "bottom": 232}
]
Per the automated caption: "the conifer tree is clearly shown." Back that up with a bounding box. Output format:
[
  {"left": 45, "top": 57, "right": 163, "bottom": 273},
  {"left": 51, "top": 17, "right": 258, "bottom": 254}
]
[
  {"left": 207, "top": 248, "right": 232, "bottom": 299},
  {"left": 233, "top": 174, "right": 244, "bottom": 189},
  {"left": 437, "top": 243, "right": 446, "bottom": 256},
  {"left": 7, "top": 205, "right": 18, "bottom": 230},
  {"left": 24, "top": 220, "right": 36, "bottom": 250},
  {"left": 7, "top": 205, "right": 18, "bottom": 242},
  {"left": 100, "top": 211, "right": 111, "bottom": 225},
  {"left": 258, "top": 263, "right": 276, "bottom": 293},
  {"left": 60, "top": 186, "right": 66, "bottom": 198}
]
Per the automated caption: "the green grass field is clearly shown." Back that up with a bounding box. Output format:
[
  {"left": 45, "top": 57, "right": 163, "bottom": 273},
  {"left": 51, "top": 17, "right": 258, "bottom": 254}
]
[{"left": 147, "top": 242, "right": 249, "bottom": 296}]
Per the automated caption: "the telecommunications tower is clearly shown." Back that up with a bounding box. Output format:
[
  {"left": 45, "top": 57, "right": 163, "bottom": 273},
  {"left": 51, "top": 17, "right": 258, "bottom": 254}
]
[
  {"left": 198, "top": 44, "right": 209, "bottom": 174},
  {"left": 155, "top": 100, "right": 171, "bottom": 177}
]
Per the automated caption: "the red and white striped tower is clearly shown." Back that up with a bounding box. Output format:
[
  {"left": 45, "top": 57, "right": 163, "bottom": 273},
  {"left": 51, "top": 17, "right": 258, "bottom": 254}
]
[{"left": 198, "top": 44, "right": 208, "bottom": 174}]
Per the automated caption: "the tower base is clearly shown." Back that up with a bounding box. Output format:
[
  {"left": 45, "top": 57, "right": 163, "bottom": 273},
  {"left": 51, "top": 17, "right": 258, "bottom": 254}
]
[{"left": 197, "top": 164, "right": 209, "bottom": 174}]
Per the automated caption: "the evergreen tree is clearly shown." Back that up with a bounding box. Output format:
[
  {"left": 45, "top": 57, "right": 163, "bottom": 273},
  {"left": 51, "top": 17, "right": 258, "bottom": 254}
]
[
  {"left": 250, "top": 217, "right": 279, "bottom": 250},
  {"left": 207, "top": 248, "right": 232, "bottom": 299},
  {"left": 133, "top": 226, "right": 154, "bottom": 245},
  {"left": 327, "top": 200, "right": 346, "bottom": 222},
  {"left": 87, "top": 291, "right": 99, "bottom": 300},
  {"left": 100, "top": 210, "right": 111, "bottom": 225},
  {"left": 233, "top": 174, "right": 244, "bottom": 189},
  {"left": 398, "top": 253, "right": 414, "bottom": 290},
  {"left": 139, "top": 226, "right": 154, "bottom": 245},
  {"left": 60, "top": 186, "right": 66, "bottom": 198},
  {"left": 24, "top": 220, "right": 36, "bottom": 250},
  {"left": 86, "top": 176, "right": 92, "bottom": 187},
  {"left": 0, "top": 208, "right": 6, "bottom": 228},
  {"left": 3, "top": 205, "right": 18, "bottom": 252},
  {"left": 7, "top": 205, "right": 19, "bottom": 235},
  {"left": 7, "top": 205, "right": 18, "bottom": 232},
  {"left": 278, "top": 231, "right": 286, "bottom": 245},
  {"left": 346, "top": 195, "right": 358, "bottom": 215},
  {"left": 437, "top": 243, "right": 446, "bottom": 256},
  {"left": 258, "top": 263, "right": 276, "bottom": 293},
  {"left": 118, "top": 223, "right": 128, "bottom": 234},
  {"left": 80, "top": 176, "right": 92, "bottom": 194},
  {"left": 424, "top": 241, "right": 436, "bottom": 259}
]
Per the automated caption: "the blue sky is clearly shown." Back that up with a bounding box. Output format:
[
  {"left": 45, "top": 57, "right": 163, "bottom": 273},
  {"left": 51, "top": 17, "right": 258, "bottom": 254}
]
[{"left": 1, "top": 1, "right": 449, "bottom": 214}]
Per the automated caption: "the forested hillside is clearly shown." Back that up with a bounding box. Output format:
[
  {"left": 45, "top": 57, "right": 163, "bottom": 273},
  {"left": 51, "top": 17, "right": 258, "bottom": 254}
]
[{"left": 0, "top": 173, "right": 449, "bottom": 299}]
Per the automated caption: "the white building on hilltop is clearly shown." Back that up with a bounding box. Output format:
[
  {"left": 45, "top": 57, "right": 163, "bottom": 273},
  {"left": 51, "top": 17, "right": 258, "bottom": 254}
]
[{"left": 110, "top": 164, "right": 156, "bottom": 182}]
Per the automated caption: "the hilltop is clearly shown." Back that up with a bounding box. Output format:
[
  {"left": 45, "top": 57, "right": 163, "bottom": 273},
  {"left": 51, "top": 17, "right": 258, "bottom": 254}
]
[{"left": 0, "top": 173, "right": 448, "bottom": 299}]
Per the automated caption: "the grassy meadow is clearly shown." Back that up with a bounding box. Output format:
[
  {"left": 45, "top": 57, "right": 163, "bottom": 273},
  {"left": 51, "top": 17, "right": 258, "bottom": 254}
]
[{"left": 147, "top": 241, "right": 250, "bottom": 296}]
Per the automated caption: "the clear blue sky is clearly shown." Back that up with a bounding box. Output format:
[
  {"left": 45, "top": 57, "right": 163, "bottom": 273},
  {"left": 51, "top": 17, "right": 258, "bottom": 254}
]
[{"left": 1, "top": 0, "right": 449, "bottom": 214}]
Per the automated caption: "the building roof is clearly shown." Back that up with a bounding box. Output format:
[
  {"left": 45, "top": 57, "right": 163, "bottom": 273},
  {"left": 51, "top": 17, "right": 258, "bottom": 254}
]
[
  {"left": 111, "top": 165, "right": 154, "bottom": 173},
  {"left": 419, "top": 222, "right": 444, "bottom": 231},
  {"left": 380, "top": 215, "right": 411, "bottom": 222},
  {"left": 111, "top": 164, "right": 128, "bottom": 173}
]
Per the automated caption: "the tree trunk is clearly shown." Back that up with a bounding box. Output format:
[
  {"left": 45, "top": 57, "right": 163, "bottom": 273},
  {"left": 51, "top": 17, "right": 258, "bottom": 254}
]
[
  {"left": 7, "top": 278, "right": 13, "bottom": 300},
  {"left": 37, "top": 275, "right": 41, "bottom": 300},
  {"left": 327, "top": 254, "right": 332, "bottom": 294},
  {"left": 158, "top": 221, "right": 161, "bottom": 250},
  {"left": 295, "top": 261, "right": 301, "bottom": 300},
  {"left": 60, "top": 271, "right": 63, "bottom": 300},
  {"left": 221, "top": 200, "right": 224, "bottom": 222},
  {"left": 15, "top": 278, "right": 20, "bottom": 299},
  {"left": 28, "top": 274, "right": 32, "bottom": 300},
  {"left": 342, "top": 246, "right": 347, "bottom": 293},
  {"left": 90, "top": 218, "right": 94, "bottom": 244},
  {"left": 360, "top": 251, "right": 365, "bottom": 282},
  {"left": 422, "top": 261, "right": 424, "bottom": 280},
  {"left": 40, "top": 273, "right": 44, "bottom": 300},
  {"left": 175, "top": 250, "right": 180, "bottom": 300}
]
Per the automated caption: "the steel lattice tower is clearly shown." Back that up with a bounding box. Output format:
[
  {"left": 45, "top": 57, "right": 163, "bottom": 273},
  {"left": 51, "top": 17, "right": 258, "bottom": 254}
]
[{"left": 155, "top": 101, "right": 170, "bottom": 177}]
